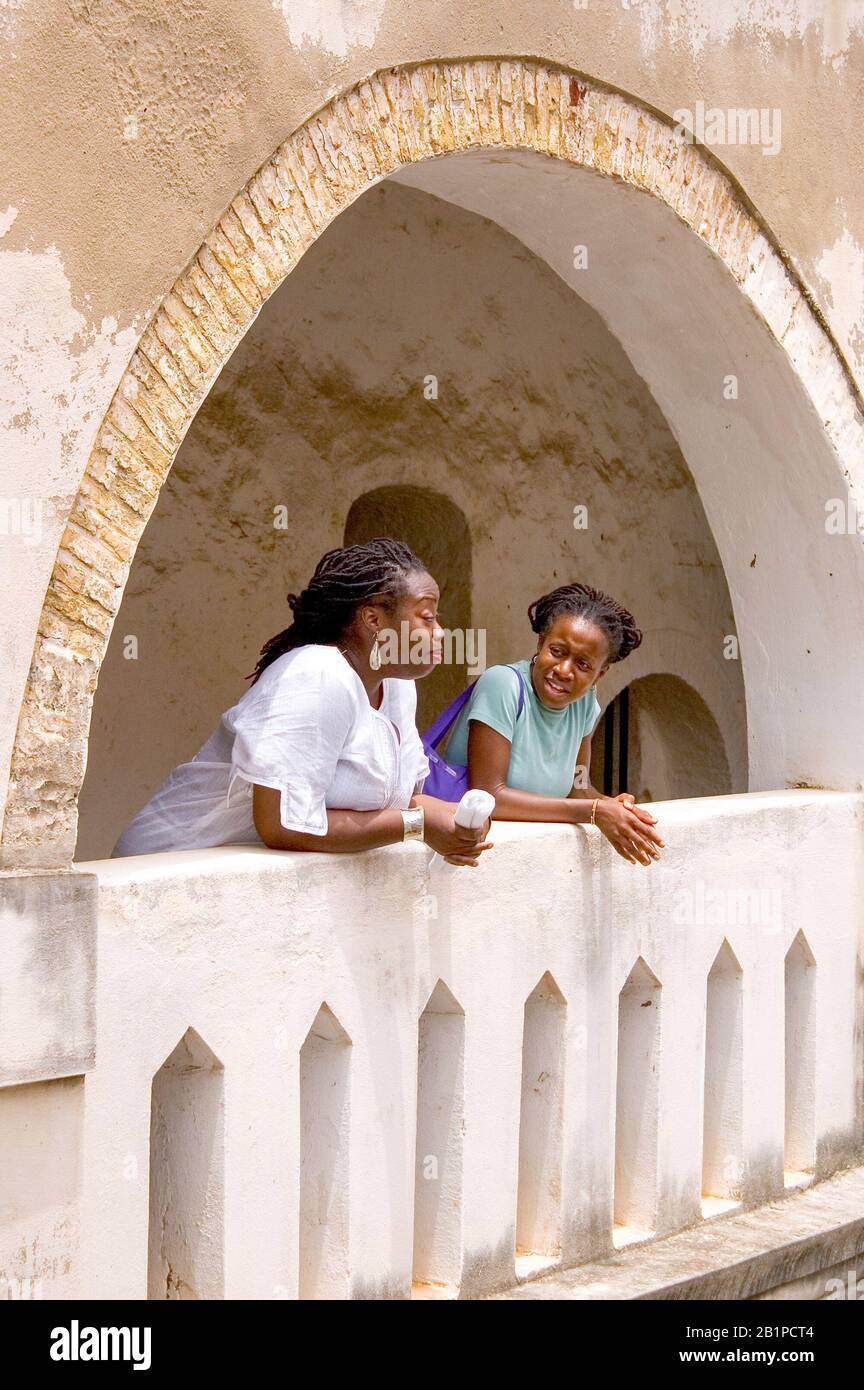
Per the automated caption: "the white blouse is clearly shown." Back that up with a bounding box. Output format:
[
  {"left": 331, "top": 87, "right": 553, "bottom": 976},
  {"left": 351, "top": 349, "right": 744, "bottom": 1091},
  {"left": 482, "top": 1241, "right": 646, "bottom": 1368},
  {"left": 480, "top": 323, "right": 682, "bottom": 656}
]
[{"left": 111, "top": 645, "right": 430, "bottom": 857}]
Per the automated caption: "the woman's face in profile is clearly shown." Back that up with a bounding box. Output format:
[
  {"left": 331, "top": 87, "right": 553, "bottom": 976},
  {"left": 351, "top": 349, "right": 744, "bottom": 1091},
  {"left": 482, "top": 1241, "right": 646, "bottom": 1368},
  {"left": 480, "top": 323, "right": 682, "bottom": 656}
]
[
  {"left": 533, "top": 615, "right": 610, "bottom": 709},
  {"left": 375, "top": 570, "right": 445, "bottom": 680}
]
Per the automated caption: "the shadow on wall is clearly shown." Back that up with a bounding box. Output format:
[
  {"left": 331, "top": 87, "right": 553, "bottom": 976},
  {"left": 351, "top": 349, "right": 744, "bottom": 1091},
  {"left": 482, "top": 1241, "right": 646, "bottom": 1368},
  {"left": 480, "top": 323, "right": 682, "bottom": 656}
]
[
  {"left": 343, "top": 485, "right": 471, "bottom": 731},
  {"left": 591, "top": 674, "right": 732, "bottom": 802}
]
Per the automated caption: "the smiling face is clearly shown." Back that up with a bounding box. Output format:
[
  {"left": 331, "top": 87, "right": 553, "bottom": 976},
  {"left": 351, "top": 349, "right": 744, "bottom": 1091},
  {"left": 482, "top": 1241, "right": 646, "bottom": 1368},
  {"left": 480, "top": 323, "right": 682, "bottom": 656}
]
[{"left": 532, "top": 614, "right": 611, "bottom": 709}]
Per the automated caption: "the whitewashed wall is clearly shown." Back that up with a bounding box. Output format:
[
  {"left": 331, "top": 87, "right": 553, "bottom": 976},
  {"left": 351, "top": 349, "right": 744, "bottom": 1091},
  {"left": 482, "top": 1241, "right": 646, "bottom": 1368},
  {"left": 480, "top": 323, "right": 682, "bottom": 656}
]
[{"left": 2, "top": 789, "right": 858, "bottom": 1300}]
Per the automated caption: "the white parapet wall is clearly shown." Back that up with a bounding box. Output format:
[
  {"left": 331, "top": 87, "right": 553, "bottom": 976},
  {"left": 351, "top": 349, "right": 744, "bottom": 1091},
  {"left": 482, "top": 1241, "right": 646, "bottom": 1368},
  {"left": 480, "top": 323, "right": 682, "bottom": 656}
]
[{"left": 1, "top": 790, "right": 863, "bottom": 1301}]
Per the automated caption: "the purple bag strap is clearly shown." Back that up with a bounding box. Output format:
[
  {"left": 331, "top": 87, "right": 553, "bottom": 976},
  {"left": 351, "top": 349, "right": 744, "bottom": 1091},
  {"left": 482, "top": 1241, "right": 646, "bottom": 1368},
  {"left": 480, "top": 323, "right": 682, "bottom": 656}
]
[
  {"left": 423, "top": 681, "right": 478, "bottom": 749},
  {"left": 424, "top": 665, "right": 527, "bottom": 750},
  {"left": 506, "top": 664, "right": 527, "bottom": 718}
]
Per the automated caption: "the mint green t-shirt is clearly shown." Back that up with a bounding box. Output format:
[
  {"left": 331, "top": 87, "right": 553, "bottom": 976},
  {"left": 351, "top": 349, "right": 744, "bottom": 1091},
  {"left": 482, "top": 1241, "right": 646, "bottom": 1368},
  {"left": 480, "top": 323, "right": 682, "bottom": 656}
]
[{"left": 445, "top": 660, "right": 602, "bottom": 798}]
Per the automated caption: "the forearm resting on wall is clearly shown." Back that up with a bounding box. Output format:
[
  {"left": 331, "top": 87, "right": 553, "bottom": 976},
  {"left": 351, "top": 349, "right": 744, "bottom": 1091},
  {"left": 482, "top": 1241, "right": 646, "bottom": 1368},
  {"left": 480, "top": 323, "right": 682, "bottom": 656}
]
[
  {"left": 470, "top": 778, "right": 595, "bottom": 824},
  {"left": 568, "top": 781, "right": 604, "bottom": 800},
  {"left": 252, "top": 784, "right": 405, "bottom": 852}
]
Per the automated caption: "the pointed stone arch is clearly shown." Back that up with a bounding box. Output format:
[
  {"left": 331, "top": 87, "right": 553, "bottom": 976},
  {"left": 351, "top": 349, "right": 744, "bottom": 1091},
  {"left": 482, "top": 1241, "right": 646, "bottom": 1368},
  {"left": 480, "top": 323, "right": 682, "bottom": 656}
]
[{"left": 4, "top": 57, "right": 863, "bottom": 868}]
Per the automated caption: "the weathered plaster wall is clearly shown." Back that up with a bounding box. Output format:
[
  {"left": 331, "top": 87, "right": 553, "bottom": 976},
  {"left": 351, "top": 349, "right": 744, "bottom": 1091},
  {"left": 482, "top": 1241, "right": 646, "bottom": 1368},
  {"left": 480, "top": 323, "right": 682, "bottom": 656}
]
[
  {"left": 4, "top": 2, "right": 862, "bottom": 347},
  {"left": 2, "top": 2, "right": 863, "bottom": 843},
  {"left": 0, "top": 1076, "right": 83, "bottom": 1299},
  {"left": 77, "top": 181, "right": 743, "bottom": 860},
  {"left": 60, "top": 792, "right": 864, "bottom": 1296}
]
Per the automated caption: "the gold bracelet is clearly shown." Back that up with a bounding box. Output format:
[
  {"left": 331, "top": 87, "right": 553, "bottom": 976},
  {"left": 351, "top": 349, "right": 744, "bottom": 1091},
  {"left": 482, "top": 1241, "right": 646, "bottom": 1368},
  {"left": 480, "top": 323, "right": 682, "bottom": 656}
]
[
  {"left": 401, "top": 807, "right": 425, "bottom": 842},
  {"left": 590, "top": 798, "right": 599, "bottom": 825}
]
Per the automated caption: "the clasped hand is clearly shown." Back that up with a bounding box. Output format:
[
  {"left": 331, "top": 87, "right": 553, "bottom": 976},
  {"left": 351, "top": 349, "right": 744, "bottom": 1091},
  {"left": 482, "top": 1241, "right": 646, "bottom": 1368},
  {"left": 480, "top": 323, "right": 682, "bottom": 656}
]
[{"left": 594, "top": 792, "right": 665, "bottom": 866}]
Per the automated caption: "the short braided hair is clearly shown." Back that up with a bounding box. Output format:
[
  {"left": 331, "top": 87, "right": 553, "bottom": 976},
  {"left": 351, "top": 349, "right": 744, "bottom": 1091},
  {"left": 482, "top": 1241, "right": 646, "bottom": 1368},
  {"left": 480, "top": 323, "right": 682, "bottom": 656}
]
[
  {"left": 247, "top": 538, "right": 427, "bottom": 684},
  {"left": 528, "top": 582, "right": 642, "bottom": 664}
]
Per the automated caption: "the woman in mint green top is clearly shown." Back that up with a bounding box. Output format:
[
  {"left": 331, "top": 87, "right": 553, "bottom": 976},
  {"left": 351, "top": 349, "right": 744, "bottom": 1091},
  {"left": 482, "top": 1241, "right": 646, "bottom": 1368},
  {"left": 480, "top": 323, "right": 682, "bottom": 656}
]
[
  {"left": 446, "top": 660, "right": 600, "bottom": 798},
  {"left": 447, "top": 582, "right": 665, "bottom": 867}
]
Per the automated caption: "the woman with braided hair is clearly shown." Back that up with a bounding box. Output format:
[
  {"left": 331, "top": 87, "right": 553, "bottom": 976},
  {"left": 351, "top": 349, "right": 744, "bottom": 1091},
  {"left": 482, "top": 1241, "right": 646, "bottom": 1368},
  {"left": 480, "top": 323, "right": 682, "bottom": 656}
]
[
  {"left": 112, "top": 539, "right": 492, "bottom": 867},
  {"left": 445, "top": 582, "right": 664, "bottom": 866}
]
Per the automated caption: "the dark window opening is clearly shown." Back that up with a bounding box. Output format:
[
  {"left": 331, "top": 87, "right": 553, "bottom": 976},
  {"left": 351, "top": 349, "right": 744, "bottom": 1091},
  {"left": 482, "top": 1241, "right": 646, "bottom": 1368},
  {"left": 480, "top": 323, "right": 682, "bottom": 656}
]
[{"left": 600, "top": 686, "right": 630, "bottom": 797}]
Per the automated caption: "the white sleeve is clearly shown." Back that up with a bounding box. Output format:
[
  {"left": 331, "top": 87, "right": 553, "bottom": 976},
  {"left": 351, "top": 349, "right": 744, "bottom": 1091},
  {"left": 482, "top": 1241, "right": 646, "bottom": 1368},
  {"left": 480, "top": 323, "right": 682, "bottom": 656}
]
[
  {"left": 406, "top": 725, "right": 430, "bottom": 792},
  {"left": 228, "top": 659, "right": 357, "bottom": 836},
  {"left": 398, "top": 680, "right": 430, "bottom": 792}
]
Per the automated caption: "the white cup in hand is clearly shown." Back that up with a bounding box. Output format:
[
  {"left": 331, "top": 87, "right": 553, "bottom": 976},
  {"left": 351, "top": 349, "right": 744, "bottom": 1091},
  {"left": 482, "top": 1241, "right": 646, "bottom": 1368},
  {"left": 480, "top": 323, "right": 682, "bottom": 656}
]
[{"left": 453, "top": 789, "right": 495, "bottom": 830}]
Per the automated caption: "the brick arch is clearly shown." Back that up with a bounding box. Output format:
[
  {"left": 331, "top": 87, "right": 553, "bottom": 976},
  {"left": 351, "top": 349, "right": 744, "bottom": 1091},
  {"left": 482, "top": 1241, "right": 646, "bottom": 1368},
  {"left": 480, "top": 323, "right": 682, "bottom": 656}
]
[{"left": 4, "top": 57, "right": 863, "bottom": 869}]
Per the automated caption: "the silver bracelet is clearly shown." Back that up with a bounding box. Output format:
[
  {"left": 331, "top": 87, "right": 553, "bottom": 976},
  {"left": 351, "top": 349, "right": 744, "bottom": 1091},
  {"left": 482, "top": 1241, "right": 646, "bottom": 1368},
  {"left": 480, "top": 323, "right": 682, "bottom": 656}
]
[{"left": 401, "top": 807, "right": 425, "bottom": 842}]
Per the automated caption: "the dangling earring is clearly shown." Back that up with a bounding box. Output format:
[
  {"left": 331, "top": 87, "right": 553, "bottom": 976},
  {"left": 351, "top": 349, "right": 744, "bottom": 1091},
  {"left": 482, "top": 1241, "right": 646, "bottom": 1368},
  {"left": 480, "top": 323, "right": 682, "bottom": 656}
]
[{"left": 369, "top": 634, "right": 382, "bottom": 671}]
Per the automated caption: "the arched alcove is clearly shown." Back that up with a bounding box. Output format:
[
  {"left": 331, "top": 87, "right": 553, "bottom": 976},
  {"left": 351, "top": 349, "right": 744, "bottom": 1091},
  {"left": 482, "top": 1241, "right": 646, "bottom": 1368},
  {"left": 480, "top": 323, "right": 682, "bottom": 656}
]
[
  {"left": 344, "top": 485, "right": 472, "bottom": 729},
  {"left": 299, "top": 1003, "right": 351, "bottom": 1300},
  {"left": 413, "top": 979, "right": 465, "bottom": 1298},
  {"left": 591, "top": 673, "right": 732, "bottom": 802},
  {"left": 4, "top": 58, "right": 862, "bottom": 869},
  {"left": 614, "top": 957, "right": 662, "bottom": 1242},
  {"left": 148, "top": 1027, "right": 224, "bottom": 1300},
  {"left": 75, "top": 180, "right": 734, "bottom": 858}
]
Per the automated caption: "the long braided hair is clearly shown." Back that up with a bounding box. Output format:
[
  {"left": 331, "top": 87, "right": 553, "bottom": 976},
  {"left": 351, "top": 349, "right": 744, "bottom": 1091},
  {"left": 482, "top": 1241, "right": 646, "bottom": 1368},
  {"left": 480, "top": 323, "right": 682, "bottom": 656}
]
[
  {"left": 246, "top": 538, "right": 427, "bottom": 685},
  {"left": 528, "top": 582, "right": 642, "bottom": 664}
]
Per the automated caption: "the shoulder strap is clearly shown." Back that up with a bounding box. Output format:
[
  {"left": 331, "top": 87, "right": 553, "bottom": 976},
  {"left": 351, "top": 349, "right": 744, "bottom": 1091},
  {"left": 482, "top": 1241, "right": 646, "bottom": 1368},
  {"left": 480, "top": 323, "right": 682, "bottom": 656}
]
[
  {"left": 506, "top": 664, "right": 527, "bottom": 718},
  {"left": 424, "top": 666, "right": 526, "bottom": 748},
  {"left": 422, "top": 680, "right": 478, "bottom": 748}
]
